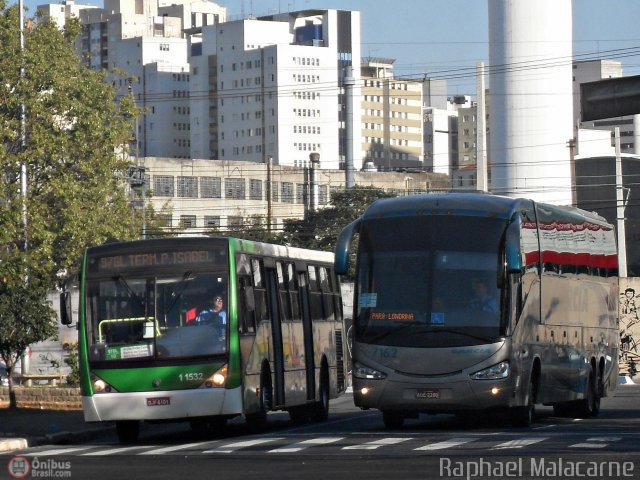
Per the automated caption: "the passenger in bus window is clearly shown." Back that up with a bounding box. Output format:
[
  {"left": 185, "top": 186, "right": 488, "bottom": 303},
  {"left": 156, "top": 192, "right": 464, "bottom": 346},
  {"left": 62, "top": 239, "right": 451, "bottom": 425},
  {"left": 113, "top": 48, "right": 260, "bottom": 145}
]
[{"left": 469, "top": 279, "right": 498, "bottom": 313}]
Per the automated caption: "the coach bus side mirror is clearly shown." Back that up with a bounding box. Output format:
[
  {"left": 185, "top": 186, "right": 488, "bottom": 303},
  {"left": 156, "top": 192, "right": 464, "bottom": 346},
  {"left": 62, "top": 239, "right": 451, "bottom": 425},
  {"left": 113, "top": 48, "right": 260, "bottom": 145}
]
[
  {"left": 334, "top": 218, "right": 361, "bottom": 275},
  {"left": 504, "top": 217, "right": 523, "bottom": 274}
]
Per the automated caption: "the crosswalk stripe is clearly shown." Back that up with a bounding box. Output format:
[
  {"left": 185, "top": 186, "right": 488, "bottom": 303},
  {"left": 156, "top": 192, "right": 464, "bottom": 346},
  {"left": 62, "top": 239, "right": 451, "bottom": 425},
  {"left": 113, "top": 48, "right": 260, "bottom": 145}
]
[
  {"left": 414, "top": 437, "right": 479, "bottom": 451},
  {"left": 203, "top": 438, "right": 284, "bottom": 454},
  {"left": 569, "top": 437, "right": 622, "bottom": 449},
  {"left": 343, "top": 437, "right": 412, "bottom": 450},
  {"left": 492, "top": 437, "right": 549, "bottom": 449},
  {"left": 139, "top": 441, "right": 215, "bottom": 455},
  {"left": 82, "top": 446, "right": 153, "bottom": 456},
  {"left": 269, "top": 436, "right": 344, "bottom": 453},
  {"left": 25, "top": 447, "right": 92, "bottom": 456}
]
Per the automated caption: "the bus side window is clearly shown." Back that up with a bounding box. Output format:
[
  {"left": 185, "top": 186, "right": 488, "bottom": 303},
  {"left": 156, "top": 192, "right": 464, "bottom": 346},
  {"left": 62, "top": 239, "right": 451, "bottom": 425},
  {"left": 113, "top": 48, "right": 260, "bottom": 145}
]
[
  {"left": 252, "top": 258, "right": 269, "bottom": 324},
  {"left": 237, "top": 275, "right": 256, "bottom": 334}
]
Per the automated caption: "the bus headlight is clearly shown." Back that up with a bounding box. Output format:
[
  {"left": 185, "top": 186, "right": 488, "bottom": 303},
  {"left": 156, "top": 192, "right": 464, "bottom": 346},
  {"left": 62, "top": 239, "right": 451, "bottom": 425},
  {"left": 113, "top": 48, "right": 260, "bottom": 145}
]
[
  {"left": 204, "top": 365, "right": 227, "bottom": 387},
  {"left": 470, "top": 361, "right": 510, "bottom": 380},
  {"left": 353, "top": 361, "right": 386, "bottom": 380},
  {"left": 91, "top": 373, "right": 117, "bottom": 393}
]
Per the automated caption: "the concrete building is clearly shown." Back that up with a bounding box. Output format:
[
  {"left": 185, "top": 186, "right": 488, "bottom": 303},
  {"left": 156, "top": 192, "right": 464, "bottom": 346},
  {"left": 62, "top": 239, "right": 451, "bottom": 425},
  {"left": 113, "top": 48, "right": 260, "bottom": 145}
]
[
  {"left": 359, "top": 58, "right": 424, "bottom": 171},
  {"left": 423, "top": 107, "right": 457, "bottom": 176},
  {"left": 138, "top": 157, "right": 450, "bottom": 234}
]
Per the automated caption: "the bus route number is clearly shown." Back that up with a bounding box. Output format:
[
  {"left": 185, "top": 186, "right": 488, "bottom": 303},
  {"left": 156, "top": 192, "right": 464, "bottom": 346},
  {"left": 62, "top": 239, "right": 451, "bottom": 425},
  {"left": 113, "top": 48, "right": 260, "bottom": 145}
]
[
  {"left": 372, "top": 347, "right": 397, "bottom": 359},
  {"left": 179, "top": 372, "right": 204, "bottom": 382}
]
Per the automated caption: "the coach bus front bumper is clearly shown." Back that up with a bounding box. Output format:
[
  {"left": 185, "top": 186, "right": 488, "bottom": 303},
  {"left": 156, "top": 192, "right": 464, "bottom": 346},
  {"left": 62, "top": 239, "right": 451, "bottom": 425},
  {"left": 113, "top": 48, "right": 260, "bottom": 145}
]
[
  {"left": 83, "top": 386, "right": 243, "bottom": 422},
  {"left": 352, "top": 364, "right": 519, "bottom": 413}
]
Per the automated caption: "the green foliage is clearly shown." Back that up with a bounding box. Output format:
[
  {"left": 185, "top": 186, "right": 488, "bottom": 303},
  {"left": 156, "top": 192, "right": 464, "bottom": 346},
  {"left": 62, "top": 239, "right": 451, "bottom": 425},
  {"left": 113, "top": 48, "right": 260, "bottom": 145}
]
[
  {"left": 63, "top": 341, "right": 79, "bottom": 387},
  {"left": 0, "top": 4, "right": 141, "bottom": 405},
  {"left": 281, "top": 185, "right": 394, "bottom": 251}
]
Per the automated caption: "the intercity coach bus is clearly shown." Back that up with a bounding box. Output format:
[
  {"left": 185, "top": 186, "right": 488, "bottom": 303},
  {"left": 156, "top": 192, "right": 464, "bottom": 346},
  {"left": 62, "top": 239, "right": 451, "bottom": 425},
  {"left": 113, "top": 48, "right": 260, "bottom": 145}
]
[
  {"left": 62, "top": 237, "right": 345, "bottom": 442},
  {"left": 334, "top": 192, "right": 618, "bottom": 428}
]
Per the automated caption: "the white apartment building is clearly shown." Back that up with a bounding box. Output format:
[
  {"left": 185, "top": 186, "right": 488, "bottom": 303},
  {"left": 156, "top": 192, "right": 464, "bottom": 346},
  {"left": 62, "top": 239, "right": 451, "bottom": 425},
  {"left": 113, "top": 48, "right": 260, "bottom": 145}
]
[
  {"left": 190, "top": 9, "right": 362, "bottom": 170},
  {"left": 360, "top": 58, "right": 424, "bottom": 171}
]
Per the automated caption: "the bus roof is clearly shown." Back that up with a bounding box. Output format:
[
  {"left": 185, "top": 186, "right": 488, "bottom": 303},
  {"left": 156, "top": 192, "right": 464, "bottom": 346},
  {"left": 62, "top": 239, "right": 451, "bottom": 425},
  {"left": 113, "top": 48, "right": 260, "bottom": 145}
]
[{"left": 361, "top": 192, "right": 612, "bottom": 228}]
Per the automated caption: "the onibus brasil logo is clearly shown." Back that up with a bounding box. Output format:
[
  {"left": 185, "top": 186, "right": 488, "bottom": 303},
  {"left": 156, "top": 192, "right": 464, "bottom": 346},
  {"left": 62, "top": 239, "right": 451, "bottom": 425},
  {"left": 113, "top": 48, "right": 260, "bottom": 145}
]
[{"left": 7, "top": 455, "right": 72, "bottom": 478}]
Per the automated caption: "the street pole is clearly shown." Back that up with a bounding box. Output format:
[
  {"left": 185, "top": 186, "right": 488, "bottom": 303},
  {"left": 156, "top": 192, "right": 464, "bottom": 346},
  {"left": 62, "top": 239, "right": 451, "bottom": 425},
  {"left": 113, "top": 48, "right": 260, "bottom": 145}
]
[{"left": 615, "top": 127, "right": 627, "bottom": 278}]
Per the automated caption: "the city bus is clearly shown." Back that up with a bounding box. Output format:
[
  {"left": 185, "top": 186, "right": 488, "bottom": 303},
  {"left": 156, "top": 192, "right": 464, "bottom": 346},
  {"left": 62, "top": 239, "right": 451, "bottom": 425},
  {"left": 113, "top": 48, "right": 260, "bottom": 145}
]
[
  {"left": 62, "top": 237, "right": 345, "bottom": 442},
  {"left": 334, "top": 192, "right": 618, "bottom": 428}
]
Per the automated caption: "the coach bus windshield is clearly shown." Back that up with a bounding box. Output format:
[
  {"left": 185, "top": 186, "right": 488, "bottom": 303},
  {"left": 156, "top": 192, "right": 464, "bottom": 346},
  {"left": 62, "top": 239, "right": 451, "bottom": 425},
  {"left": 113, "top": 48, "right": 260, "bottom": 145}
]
[
  {"left": 355, "top": 215, "right": 506, "bottom": 348},
  {"left": 85, "top": 272, "right": 228, "bottom": 362}
]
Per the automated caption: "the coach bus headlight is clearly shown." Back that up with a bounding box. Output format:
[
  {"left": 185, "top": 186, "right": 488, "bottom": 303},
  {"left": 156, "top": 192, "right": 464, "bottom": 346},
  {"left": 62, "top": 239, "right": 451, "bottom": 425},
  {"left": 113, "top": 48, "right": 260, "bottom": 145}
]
[
  {"left": 353, "top": 361, "right": 386, "bottom": 380},
  {"left": 470, "top": 361, "right": 510, "bottom": 380}
]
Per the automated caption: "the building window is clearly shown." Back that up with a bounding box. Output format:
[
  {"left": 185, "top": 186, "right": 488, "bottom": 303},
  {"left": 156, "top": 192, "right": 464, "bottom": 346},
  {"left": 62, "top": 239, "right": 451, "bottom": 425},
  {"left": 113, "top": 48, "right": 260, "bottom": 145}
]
[
  {"left": 180, "top": 215, "right": 197, "bottom": 228},
  {"left": 319, "top": 185, "right": 328, "bottom": 205},
  {"left": 204, "top": 215, "right": 220, "bottom": 229},
  {"left": 227, "top": 216, "right": 243, "bottom": 230},
  {"left": 296, "top": 183, "right": 305, "bottom": 204},
  {"left": 200, "top": 176, "right": 222, "bottom": 198},
  {"left": 225, "top": 178, "right": 246, "bottom": 199},
  {"left": 153, "top": 176, "right": 174, "bottom": 197},
  {"left": 177, "top": 176, "right": 198, "bottom": 198},
  {"left": 281, "top": 182, "right": 294, "bottom": 204},
  {"left": 249, "top": 179, "right": 262, "bottom": 200}
]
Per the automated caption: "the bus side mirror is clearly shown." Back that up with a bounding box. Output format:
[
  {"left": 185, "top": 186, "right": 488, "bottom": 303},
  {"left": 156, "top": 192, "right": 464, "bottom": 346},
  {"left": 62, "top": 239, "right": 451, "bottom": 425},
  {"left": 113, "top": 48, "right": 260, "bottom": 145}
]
[
  {"left": 505, "top": 217, "right": 523, "bottom": 274},
  {"left": 334, "top": 218, "right": 361, "bottom": 275},
  {"left": 60, "top": 290, "right": 73, "bottom": 326}
]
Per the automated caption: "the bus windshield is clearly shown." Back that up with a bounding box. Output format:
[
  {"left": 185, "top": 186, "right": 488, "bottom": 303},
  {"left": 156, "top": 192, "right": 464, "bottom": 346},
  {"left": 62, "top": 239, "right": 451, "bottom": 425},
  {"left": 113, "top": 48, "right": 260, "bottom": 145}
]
[
  {"left": 86, "top": 271, "right": 228, "bottom": 362},
  {"left": 355, "top": 215, "right": 506, "bottom": 348}
]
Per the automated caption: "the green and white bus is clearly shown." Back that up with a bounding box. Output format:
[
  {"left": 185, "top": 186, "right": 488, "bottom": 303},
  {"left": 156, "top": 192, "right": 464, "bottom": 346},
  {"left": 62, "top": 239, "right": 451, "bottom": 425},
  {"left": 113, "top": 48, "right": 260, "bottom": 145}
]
[
  {"left": 62, "top": 237, "right": 345, "bottom": 442},
  {"left": 335, "top": 192, "right": 618, "bottom": 428}
]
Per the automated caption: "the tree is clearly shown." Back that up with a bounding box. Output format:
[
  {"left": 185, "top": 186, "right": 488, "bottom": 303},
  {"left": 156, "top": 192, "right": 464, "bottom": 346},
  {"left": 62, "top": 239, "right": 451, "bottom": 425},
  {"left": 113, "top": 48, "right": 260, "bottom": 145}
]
[
  {"left": 0, "top": 3, "right": 140, "bottom": 406},
  {"left": 281, "top": 185, "right": 395, "bottom": 251}
]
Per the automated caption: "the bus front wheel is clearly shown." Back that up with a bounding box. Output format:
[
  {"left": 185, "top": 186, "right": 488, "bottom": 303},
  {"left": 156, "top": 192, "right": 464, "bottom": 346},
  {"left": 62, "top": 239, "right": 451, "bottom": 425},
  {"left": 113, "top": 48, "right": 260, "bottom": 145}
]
[
  {"left": 116, "top": 420, "right": 140, "bottom": 443},
  {"left": 246, "top": 366, "right": 272, "bottom": 429},
  {"left": 511, "top": 378, "right": 536, "bottom": 427}
]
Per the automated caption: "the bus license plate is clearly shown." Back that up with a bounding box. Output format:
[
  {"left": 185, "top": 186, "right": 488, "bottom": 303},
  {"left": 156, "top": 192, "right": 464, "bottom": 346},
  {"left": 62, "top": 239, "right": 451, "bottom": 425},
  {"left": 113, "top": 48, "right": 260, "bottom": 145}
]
[
  {"left": 146, "top": 397, "right": 170, "bottom": 406},
  {"left": 416, "top": 389, "right": 440, "bottom": 400}
]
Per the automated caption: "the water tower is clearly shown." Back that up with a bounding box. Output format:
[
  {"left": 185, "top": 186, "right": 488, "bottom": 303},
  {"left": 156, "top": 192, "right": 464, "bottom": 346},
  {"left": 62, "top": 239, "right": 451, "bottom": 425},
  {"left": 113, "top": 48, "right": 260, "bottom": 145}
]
[{"left": 488, "top": 0, "right": 574, "bottom": 205}]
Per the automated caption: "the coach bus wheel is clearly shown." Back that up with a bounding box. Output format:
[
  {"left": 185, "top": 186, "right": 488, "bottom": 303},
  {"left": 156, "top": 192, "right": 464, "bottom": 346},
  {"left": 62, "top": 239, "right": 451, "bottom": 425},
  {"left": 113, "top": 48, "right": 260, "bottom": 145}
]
[
  {"left": 311, "top": 366, "right": 330, "bottom": 422},
  {"left": 511, "top": 378, "right": 535, "bottom": 427},
  {"left": 246, "top": 367, "right": 272, "bottom": 429},
  {"left": 382, "top": 410, "right": 404, "bottom": 429},
  {"left": 578, "top": 370, "right": 599, "bottom": 418},
  {"left": 116, "top": 420, "right": 140, "bottom": 443}
]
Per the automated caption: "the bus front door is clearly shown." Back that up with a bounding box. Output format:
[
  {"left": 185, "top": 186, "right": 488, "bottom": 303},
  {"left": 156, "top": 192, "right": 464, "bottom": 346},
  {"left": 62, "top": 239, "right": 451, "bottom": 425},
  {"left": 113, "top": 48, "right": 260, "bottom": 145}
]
[
  {"left": 298, "top": 272, "right": 316, "bottom": 401},
  {"left": 265, "top": 268, "right": 285, "bottom": 407}
]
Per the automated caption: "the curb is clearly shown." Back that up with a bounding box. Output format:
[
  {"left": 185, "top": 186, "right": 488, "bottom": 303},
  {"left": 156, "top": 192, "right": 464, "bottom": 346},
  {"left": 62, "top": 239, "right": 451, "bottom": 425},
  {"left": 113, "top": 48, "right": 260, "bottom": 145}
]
[{"left": 0, "top": 425, "right": 114, "bottom": 453}]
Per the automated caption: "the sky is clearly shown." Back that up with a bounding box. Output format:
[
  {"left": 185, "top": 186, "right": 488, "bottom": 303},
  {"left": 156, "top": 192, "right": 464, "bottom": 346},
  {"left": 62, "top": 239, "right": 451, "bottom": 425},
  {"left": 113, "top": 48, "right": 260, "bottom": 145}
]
[{"left": 18, "top": 0, "right": 640, "bottom": 95}]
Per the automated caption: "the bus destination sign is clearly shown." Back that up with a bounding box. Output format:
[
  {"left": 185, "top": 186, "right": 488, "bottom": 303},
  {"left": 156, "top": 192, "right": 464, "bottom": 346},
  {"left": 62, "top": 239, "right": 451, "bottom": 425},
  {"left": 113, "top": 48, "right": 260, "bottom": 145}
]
[{"left": 91, "top": 250, "right": 220, "bottom": 272}]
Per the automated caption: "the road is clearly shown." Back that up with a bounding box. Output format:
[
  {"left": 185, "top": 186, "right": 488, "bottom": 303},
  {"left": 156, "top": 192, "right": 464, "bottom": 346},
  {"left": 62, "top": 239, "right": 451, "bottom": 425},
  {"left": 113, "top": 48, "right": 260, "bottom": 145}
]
[{"left": 2, "top": 385, "right": 640, "bottom": 480}]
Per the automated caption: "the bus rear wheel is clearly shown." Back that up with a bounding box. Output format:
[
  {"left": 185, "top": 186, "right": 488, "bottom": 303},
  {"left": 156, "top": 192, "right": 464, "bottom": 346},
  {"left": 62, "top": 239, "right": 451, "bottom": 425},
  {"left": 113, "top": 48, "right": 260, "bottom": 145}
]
[
  {"left": 311, "top": 365, "right": 330, "bottom": 422},
  {"left": 577, "top": 370, "right": 600, "bottom": 418},
  {"left": 116, "top": 420, "right": 140, "bottom": 443}
]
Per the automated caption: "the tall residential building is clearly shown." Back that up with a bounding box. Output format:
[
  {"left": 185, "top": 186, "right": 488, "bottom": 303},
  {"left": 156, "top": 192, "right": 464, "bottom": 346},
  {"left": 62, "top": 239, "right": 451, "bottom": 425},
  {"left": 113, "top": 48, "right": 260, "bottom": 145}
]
[
  {"left": 189, "top": 9, "right": 361, "bottom": 170},
  {"left": 360, "top": 58, "right": 424, "bottom": 171}
]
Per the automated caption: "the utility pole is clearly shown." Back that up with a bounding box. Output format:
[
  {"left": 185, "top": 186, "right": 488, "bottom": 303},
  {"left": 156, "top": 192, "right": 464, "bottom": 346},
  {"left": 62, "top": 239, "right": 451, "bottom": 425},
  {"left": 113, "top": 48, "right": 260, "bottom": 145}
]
[
  {"left": 266, "top": 156, "right": 273, "bottom": 232},
  {"left": 615, "top": 127, "right": 627, "bottom": 278}
]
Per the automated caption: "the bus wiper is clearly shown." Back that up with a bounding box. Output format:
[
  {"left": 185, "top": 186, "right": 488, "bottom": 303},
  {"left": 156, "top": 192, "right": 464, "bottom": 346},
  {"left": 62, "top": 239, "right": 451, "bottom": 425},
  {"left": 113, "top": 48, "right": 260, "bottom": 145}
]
[
  {"left": 115, "top": 275, "right": 145, "bottom": 310},
  {"left": 364, "top": 322, "right": 423, "bottom": 344},
  {"left": 429, "top": 327, "right": 497, "bottom": 343},
  {"left": 164, "top": 271, "right": 194, "bottom": 315}
]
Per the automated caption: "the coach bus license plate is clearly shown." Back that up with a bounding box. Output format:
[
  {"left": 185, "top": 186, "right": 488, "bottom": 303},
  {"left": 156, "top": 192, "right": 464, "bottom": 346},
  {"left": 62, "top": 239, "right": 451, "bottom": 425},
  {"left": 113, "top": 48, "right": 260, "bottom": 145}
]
[
  {"left": 146, "top": 397, "right": 170, "bottom": 406},
  {"left": 416, "top": 389, "right": 440, "bottom": 400}
]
